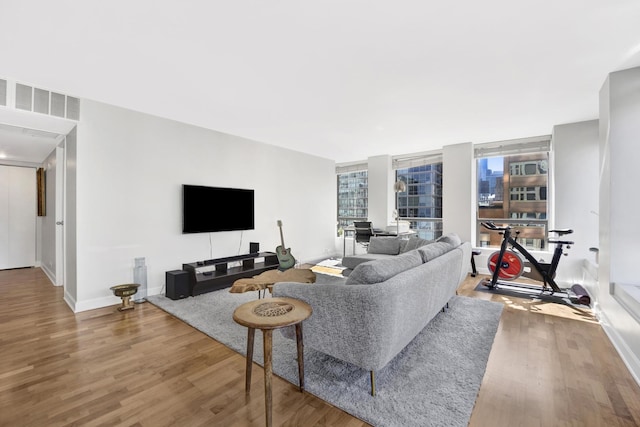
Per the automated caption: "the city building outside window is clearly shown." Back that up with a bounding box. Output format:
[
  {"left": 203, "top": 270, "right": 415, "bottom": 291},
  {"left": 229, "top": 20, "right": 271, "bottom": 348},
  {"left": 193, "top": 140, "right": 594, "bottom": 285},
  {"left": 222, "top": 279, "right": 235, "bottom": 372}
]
[
  {"left": 476, "top": 137, "right": 550, "bottom": 250},
  {"left": 393, "top": 153, "right": 443, "bottom": 240},
  {"left": 336, "top": 168, "right": 368, "bottom": 234}
]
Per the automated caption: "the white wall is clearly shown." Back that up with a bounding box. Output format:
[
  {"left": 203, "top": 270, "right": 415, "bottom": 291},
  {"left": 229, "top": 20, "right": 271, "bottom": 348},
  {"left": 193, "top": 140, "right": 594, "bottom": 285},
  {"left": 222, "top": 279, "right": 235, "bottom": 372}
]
[
  {"left": 551, "top": 120, "right": 599, "bottom": 288},
  {"left": 73, "top": 100, "right": 336, "bottom": 311},
  {"left": 367, "top": 155, "right": 394, "bottom": 229},
  {"left": 442, "top": 142, "right": 473, "bottom": 243},
  {"left": 598, "top": 67, "right": 640, "bottom": 384}
]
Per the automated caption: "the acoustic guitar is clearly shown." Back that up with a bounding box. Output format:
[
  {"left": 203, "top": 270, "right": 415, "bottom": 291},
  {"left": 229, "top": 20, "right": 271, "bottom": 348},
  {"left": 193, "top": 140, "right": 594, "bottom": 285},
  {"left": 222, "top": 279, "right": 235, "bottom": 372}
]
[{"left": 276, "top": 220, "right": 296, "bottom": 270}]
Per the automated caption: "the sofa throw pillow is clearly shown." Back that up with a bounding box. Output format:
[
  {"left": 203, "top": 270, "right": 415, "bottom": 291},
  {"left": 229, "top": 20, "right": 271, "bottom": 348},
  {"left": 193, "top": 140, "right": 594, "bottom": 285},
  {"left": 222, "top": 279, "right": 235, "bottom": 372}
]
[
  {"left": 346, "top": 250, "right": 423, "bottom": 285},
  {"left": 418, "top": 241, "right": 454, "bottom": 263},
  {"left": 368, "top": 236, "right": 402, "bottom": 255},
  {"left": 436, "top": 233, "right": 462, "bottom": 248},
  {"left": 400, "top": 236, "right": 433, "bottom": 253}
]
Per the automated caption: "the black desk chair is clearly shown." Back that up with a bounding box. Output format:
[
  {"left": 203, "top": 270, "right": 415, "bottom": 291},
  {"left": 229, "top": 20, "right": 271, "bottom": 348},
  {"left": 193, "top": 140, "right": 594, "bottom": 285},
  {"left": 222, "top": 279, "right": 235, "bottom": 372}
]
[{"left": 353, "top": 221, "right": 374, "bottom": 249}]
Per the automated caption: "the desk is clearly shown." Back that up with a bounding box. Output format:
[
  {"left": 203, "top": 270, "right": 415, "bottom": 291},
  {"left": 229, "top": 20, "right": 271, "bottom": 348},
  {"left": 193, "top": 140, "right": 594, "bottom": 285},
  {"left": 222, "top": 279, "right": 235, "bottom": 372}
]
[{"left": 342, "top": 226, "right": 415, "bottom": 257}]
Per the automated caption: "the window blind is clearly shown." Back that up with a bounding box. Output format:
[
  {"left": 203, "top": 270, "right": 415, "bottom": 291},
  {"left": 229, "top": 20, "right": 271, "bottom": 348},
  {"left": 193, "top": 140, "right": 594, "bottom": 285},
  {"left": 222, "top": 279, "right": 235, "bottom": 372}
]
[
  {"left": 474, "top": 135, "right": 551, "bottom": 158},
  {"left": 336, "top": 161, "right": 368, "bottom": 174},
  {"left": 392, "top": 151, "right": 443, "bottom": 169}
]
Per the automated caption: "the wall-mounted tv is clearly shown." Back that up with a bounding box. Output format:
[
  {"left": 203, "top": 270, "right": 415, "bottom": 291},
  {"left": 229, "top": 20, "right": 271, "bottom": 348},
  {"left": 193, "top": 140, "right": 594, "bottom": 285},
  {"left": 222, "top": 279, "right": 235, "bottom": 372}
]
[{"left": 182, "top": 185, "right": 255, "bottom": 233}]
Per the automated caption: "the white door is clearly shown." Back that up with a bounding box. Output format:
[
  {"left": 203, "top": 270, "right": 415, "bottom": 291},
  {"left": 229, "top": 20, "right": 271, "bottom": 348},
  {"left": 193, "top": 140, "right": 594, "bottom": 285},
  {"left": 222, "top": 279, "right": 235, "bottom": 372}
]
[{"left": 0, "top": 165, "right": 36, "bottom": 269}]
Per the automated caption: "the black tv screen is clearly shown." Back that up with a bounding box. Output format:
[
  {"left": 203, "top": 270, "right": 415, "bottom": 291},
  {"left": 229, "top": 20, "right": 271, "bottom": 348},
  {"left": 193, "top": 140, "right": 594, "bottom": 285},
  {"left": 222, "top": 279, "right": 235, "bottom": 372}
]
[{"left": 182, "top": 185, "right": 255, "bottom": 233}]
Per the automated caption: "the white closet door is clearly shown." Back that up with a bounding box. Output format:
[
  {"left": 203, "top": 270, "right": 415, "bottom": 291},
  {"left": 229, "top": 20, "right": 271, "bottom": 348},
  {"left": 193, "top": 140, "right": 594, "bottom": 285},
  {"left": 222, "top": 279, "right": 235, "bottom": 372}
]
[{"left": 0, "top": 165, "right": 36, "bottom": 269}]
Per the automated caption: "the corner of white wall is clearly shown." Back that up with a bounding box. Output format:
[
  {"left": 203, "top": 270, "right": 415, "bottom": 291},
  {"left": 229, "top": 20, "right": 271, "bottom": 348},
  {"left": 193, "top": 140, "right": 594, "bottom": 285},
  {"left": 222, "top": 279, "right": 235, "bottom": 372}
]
[{"left": 442, "top": 142, "right": 473, "bottom": 242}]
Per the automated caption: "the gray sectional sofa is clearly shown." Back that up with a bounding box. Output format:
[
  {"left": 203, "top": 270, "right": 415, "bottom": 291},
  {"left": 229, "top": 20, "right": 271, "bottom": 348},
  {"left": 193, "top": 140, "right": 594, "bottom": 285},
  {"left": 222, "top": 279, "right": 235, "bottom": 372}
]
[
  {"left": 272, "top": 233, "right": 471, "bottom": 395},
  {"left": 341, "top": 234, "right": 435, "bottom": 271}
]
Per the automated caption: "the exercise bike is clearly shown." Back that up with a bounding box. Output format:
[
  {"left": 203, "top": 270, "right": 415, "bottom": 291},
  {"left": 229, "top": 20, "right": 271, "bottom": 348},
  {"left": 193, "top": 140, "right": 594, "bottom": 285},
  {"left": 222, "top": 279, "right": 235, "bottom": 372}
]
[{"left": 480, "top": 222, "right": 590, "bottom": 305}]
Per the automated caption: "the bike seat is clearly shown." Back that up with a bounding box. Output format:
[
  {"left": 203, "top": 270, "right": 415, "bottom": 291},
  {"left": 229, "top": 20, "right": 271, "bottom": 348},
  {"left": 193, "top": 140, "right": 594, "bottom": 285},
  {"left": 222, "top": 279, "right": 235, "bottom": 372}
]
[
  {"left": 549, "top": 228, "right": 573, "bottom": 235},
  {"left": 548, "top": 239, "right": 574, "bottom": 245}
]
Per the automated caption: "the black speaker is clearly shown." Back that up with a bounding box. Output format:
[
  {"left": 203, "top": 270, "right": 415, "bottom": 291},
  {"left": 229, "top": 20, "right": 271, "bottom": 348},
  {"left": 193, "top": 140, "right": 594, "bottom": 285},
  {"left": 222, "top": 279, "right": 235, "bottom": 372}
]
[
  {"left": 166, "top": 270, "right": 189, "bottom": 300},
  {"left": 250, "top": 242, "right": 259, "bottom": 253}
]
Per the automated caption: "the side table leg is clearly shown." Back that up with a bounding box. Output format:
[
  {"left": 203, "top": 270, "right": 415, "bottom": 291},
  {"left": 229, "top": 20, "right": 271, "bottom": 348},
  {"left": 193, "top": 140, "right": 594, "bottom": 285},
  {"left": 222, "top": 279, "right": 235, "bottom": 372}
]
[
  {"left": 245, "top": 327, "right": 255, "bottom": 393},
  {"left": 263, "top": 329, "right": 273, "bottom": 427},
  {"left": 295, "top": 323, "right": 305, "bottom": 392}
]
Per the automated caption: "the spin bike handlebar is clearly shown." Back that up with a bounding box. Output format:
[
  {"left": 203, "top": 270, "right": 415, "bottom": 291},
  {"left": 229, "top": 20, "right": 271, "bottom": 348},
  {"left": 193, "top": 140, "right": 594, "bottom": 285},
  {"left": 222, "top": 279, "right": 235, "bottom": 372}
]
[
  {"left": 481, "top": 222, "right": 574, "bottom": 245},
  {"left": 481, "top": 222, "right": 508, "bottom": 231}
]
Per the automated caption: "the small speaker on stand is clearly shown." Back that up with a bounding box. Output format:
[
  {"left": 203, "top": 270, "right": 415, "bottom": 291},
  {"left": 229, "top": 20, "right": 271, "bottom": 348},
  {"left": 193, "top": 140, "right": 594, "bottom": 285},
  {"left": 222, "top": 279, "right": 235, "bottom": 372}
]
[{"left": 250, "top": 242, "right": 259, "bottom": 253}]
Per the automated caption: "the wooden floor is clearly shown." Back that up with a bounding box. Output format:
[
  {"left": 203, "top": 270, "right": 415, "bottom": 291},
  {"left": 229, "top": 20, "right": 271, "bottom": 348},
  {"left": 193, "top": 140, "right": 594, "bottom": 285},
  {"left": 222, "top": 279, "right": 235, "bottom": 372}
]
[{"left": 1, "top": 268, "right": 639, "bottom": 427}]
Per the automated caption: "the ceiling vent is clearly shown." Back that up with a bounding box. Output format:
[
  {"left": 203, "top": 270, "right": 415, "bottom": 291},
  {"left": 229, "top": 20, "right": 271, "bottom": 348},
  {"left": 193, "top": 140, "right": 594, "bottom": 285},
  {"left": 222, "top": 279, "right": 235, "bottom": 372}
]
[{"left": 14, "top": 82, "right": 80, "bottom": 121}]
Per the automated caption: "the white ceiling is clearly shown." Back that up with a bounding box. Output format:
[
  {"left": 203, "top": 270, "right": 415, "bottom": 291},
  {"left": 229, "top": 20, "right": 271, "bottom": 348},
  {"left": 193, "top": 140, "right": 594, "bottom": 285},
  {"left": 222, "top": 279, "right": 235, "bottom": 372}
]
[{"left": 1, "top": 0, "right": 640, "bottom": 163}]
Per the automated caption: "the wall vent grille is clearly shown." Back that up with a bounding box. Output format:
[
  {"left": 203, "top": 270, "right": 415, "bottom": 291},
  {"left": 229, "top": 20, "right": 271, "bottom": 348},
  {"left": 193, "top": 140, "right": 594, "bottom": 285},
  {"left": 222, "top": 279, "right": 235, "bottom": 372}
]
[
  {"left": 16, "top": 83, "right": 33, "bottom": 111},
  {"left": 13, "top": 82, "right": 80, "bottom": 121},
  {"left": 0, "top": 79, "right": 6, "bottom": 106}
]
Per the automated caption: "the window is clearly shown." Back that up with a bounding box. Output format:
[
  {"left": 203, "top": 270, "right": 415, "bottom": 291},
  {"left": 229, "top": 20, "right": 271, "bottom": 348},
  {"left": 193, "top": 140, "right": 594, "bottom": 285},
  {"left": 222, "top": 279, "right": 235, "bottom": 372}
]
[
  {"left": 394, "top": 153, "right": 443, "bottom": 240},
  {"left": 336, "top": 166, "right": 368, "bottom": 233},
  {"left": 509, "top": 186, "right": 547, "bottom": 201},
  {"left": 476, "top": 137, "right": 550, "bottom": 250}
]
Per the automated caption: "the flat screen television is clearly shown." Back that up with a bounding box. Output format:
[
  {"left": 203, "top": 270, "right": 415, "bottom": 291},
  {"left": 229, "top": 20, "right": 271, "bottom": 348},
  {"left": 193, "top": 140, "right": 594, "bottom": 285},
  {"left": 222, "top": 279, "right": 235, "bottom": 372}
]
[{"left": 182, "top": 185, "right": 255, "bottom": 233}]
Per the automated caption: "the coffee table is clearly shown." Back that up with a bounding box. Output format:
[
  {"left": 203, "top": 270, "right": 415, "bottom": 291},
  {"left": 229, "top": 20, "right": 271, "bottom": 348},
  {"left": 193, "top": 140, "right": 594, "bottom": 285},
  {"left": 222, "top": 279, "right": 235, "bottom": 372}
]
[
  {"left": 229, "top": 268, "right": 316, "bottom": 298},
  {"left": 233, "top": 297, "right": 312, "bottom": 427}
]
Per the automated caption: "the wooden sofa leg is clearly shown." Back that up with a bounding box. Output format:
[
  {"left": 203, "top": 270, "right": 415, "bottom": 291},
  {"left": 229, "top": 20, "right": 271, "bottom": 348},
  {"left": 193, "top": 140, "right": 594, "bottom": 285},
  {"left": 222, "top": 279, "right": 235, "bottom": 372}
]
[{"left": 370, "top": 371, "right": 376, "bottom": 396}]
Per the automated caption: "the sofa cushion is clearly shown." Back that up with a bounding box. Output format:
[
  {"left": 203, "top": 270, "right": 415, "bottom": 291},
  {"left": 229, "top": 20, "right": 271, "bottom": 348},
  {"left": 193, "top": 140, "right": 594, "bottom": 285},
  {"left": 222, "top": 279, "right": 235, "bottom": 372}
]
[
  {"left": 346, "top": 249, "right": 423, "bottom": 285},
  {"left": 341, "top": 253, "right": 395, "bottom": 270},
  {"left": 368, "top": 236, "right": 402, "bottom": 255},
  {"left": 400, "top": 236, "right": 433, "bottom": 253},
  {"left": 417, "top": 241, "right": 454, "bottom": 263},
  {"left": 436, "top": 233, "right": 462, "bottom": 247}
]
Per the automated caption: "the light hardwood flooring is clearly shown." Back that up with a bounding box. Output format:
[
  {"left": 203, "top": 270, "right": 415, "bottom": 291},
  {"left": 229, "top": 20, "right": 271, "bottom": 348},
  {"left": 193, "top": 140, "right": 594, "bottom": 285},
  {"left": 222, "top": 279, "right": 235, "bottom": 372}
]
[{"left": 1, "top": 267, "right": 639, "bottom": 426}]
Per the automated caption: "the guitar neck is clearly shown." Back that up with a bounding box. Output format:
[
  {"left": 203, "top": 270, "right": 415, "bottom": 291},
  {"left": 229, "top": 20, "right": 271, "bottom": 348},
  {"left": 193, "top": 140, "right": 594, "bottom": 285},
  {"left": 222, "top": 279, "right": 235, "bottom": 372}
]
[{"left": 278, "top": 225, "right": 286, "bottom": 248}]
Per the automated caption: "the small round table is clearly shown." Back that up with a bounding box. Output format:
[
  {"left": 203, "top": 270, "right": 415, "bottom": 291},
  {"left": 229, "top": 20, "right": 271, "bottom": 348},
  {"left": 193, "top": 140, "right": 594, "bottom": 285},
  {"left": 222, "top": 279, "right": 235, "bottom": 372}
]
[{"left": 233, "top": 297, "right": 312, "bottom": 427}]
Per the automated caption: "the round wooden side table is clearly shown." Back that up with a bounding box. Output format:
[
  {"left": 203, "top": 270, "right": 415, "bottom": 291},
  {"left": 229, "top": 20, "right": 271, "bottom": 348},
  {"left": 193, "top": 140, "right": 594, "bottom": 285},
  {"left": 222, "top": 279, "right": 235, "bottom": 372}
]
[{"left": 233, "top": 297, "right": 312, "bottom": 427}]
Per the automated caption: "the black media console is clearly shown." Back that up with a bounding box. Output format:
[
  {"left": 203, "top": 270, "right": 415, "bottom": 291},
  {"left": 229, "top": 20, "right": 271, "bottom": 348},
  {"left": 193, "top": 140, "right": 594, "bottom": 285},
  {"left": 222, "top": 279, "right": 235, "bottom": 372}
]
[{"left": 182, "top": 252, "right": 279, "bottom": 296}]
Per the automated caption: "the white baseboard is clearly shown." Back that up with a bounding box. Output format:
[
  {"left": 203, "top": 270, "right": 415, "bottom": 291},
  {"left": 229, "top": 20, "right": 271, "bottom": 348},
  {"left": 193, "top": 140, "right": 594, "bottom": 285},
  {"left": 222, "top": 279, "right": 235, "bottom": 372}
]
[
  {"left": 41, "top": 264, "right": 57, "bottom": 286},
  {"left": 74, "top": 294, "right": 122, "bottom": 313},
  {"left": 64, "top": 290, "right": 77, "bottom": 312},
  {"left": 73, "top": 285, "right": 166, "bottom": 312},
  {"left": 595, "top": 308, "right": 640, "bottom": 387}
]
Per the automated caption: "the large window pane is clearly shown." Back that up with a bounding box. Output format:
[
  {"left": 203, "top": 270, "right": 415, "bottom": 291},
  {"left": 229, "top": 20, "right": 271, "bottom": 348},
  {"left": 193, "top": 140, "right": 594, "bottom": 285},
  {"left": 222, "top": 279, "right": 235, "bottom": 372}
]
[
  {"left": 337, "top": 170, "right": 368, "bottom": 233},
  {"left": 477, "top": 153, "right": 549, "bottom": 249},
  {"left": 396, "top": 163, "right": 443, "bottom": 240}
]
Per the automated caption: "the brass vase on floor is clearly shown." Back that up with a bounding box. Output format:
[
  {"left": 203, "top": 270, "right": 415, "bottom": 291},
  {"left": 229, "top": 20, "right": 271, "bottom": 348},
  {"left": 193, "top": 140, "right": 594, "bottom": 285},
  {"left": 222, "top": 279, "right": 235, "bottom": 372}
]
[{"left": 110, "top": 284, "right": 140, "bottom": 311}]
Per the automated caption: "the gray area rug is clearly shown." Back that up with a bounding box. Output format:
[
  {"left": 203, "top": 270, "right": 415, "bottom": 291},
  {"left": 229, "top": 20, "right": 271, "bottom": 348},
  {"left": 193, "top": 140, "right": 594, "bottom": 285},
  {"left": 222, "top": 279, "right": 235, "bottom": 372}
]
[{"left": 147, "top": 274, "right": 503, "bottom": 427}]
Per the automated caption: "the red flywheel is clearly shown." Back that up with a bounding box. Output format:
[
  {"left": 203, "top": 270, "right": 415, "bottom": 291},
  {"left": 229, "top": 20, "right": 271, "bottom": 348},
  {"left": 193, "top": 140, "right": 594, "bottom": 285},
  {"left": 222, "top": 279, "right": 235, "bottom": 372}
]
[{"left": 487, "top": 250, "right": 524, "bottom": 280}]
